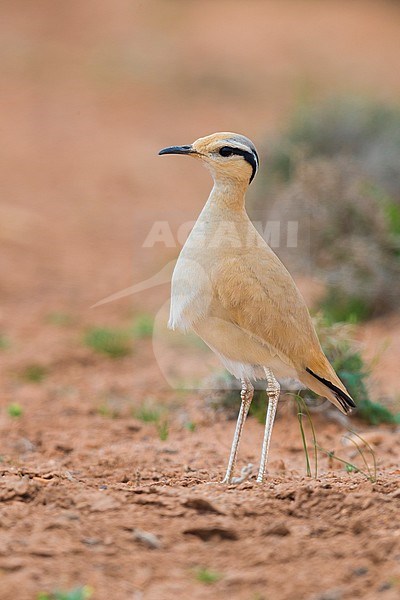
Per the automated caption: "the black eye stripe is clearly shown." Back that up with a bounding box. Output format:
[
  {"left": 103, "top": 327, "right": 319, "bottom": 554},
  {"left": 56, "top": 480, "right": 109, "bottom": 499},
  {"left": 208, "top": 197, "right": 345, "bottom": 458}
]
[
  {"left": 219, "top": 146, "right": 235, "bottom": 157},
  {"left": 218, "top": 146, "right": 259, "bottom": 183}
]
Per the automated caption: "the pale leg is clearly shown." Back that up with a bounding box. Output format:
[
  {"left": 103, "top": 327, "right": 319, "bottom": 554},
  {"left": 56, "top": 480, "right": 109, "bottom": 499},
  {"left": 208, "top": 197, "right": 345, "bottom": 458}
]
[
  {"left": 257, "top": 368, "right": 280, "bottom": 483},
  {"left": 222, "top": 378, "right": 254, "bottom": 484}
]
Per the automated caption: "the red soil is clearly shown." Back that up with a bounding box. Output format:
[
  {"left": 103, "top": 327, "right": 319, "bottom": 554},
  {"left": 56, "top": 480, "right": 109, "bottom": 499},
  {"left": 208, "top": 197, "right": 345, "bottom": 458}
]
[{"left": 1, "top": 2, "right": 399, "bottom": 599}]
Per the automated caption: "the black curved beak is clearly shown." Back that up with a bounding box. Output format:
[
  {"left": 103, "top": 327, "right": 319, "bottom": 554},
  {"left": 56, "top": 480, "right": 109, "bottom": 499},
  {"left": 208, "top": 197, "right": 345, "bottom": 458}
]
[{"left": 158, "top": 145, "right": 194, "bottom": 156}]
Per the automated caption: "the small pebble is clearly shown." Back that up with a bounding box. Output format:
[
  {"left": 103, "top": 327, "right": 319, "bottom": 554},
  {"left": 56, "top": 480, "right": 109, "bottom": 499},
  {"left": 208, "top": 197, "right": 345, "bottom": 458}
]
[
  {"left": 378, "top": 582, "right": 392, "bottom": 592},
  {"left": 133, "top": 528, "right": 161, "bottom": 549}
]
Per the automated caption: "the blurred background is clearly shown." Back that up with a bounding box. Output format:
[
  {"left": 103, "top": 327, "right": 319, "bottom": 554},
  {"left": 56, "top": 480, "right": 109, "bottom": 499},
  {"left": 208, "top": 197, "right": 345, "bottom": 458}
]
[
  {"left": 1, "top": 2, "right": 400, "bottom": 598},
  {"left": 2, "top": 0, "right": 399, "bottom": 399}
]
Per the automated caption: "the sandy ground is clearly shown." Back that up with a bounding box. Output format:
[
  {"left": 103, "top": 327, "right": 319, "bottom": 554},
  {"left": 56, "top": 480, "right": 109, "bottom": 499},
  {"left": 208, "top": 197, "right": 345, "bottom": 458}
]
[{"left": 1, "top": 2, "right": 400, "bottom": 599}]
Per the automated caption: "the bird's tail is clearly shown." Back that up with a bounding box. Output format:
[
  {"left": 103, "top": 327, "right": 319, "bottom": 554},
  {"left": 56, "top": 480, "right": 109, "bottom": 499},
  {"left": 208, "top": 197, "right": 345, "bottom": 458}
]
[{"left": 300, "top": 355, "right": 356, "bottom": 415}]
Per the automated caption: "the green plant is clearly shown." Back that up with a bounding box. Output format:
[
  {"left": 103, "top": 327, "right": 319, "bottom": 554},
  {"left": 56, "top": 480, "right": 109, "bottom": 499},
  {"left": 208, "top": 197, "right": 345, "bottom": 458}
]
[
  {"left": 97, "top": 403, "right": 120, "bottom": 419},
  {"left": 184, "top": 421, "right": 196, "bottom": 432},
  {"left": 253, "top": 97, "right": 400, "bottom": 320},
  {"left": 84, "top": 327, "right": 132, "bottom": 358},
  {"left": 0, "top": 334, "right": 10, "bottom": 350},
  {"left": 294, "top": 395, "right": 318, "bottom": 478},
  {"left": 37, "top": 586, "right": 93, "bottom": 600},
  {"left": 263, "top": 97, "right": 400, "bottom": 197},
  {"left": 133, "top": 400, "right": 164, "bottom": 423},
  {"left": 317, "top": 430, "right": 377, "bottom": 483},
  {"left": 156, "top": 419, "right": 169, "bottom": 441},
  {"left": 385, "top": 201, "right": 400, "bottom": 238},
  {"left": 194, "top": 567, "right": 222, "bottom": 585},
  {"left": 132, "top": 313, "right": 154, "bottom": 338},
  {"left": 7, "top": 403, "right": 23, "bottom": 418},
  {"left": 293, "top": 394, "right": 377, "bottom": 481},
  {"left": 357, "top": 399, "right": 400, "bottom": 425},
  {"left": 206, "top": 373, "right": 379, "bottom": 480},
  {"left": 248, "top": 390, "right": 267, "bottom": 423},
  {"left": 319, "top": 288, "right": 372, "bottom": 325},
  {"left": 21, "top": 364, "right": 47, "bottom": 383},
  {"left": 133, "top": 400, "right": 169, "bottom": 440}
]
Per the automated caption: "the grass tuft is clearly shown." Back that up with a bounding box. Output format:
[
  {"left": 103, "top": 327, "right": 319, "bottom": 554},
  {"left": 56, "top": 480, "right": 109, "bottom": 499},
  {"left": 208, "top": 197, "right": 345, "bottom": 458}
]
[
  {"left": 184, "top": 421, "right": 196, "bottom": 432},
  {"left": 293, "top": 395, "right": 376, "bottom": 481},
  {"left": 0, "top": 334, "right": 10, "bottom": 350},
  {"left": 132, "top": 313, "right": 154, "bottom": 339},
  {"left": 156, "top": 419, "right": 169, "bottom": 441},
  {"left": 84, "top": 327, "right": 132, "bottom": 358},
  {"left": 294, "top": 394, "right": 318, "bottom": 478},
  {"left": 37, "top": 585, "right": 93, "bottom": 600},
  {"left": 21, "top": 364, "right": 47, "bottom": 383},
  {"left": 132, "top": 400, "right": 170, "bottom": 440},
  {"left": 194, "top": 567, "right": 222, "bottom": 585},
  {"left": 317, "top": 435, "right": 377, "bottom": 483},
  {"left": 133, "top": 400, "right": 164, "bottom": 423},
  {"left": 7, "top": 403, "right": 23, "bottom": 418},
  {"left": 97, "top": 403, "right": 120, "bottom": 419}
]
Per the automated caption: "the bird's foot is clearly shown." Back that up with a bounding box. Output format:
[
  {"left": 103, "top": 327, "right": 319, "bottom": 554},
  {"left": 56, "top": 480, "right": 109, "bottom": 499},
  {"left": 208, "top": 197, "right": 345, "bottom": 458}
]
[{"left": 222, "top": 463, "right": 253, "bottom": 485}]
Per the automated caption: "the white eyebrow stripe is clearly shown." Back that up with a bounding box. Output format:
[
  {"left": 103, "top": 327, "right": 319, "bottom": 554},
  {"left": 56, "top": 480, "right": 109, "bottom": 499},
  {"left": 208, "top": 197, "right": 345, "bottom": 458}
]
[{"left": 224, "top": 140, "right": 252, "bottom": 153}]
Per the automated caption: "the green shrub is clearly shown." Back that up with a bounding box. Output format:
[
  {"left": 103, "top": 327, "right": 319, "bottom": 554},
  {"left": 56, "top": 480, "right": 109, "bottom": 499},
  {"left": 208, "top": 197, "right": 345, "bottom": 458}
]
[
  {"left": 253, "top": 97, "right": 400, "bottom": 320},
  {"left": 262, "top": 97, "right": 400, "bottom": 198},
  {"left": 319, "top": 287, "right": 373, "bottom": 325}
]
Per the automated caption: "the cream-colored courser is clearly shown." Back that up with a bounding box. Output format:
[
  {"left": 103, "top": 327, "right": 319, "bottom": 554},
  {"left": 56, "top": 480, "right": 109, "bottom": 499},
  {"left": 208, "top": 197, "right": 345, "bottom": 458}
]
[{"left": 159, "top": 132, "right": 355, "bottom": 483}]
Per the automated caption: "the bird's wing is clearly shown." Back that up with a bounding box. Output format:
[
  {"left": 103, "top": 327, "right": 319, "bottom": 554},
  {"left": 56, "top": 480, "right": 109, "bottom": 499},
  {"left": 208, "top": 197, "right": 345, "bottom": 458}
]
[
  {"left": 210, "top": 248, "right": 320, "bottom": 368},
  {"left": 211, "top": 248, "right": 355, "bottom": 413}
]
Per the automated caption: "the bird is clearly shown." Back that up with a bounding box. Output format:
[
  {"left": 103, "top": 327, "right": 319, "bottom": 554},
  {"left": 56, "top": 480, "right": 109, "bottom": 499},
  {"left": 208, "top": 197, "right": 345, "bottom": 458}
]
[{"left": 159, "top": 132, "right": 356, "bottom": 484}]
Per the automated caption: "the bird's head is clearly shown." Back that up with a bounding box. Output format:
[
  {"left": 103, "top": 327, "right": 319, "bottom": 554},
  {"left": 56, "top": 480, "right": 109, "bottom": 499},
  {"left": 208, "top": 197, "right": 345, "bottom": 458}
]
[{"left": 159, "top": 132, "right": 259, "bottom": 186}]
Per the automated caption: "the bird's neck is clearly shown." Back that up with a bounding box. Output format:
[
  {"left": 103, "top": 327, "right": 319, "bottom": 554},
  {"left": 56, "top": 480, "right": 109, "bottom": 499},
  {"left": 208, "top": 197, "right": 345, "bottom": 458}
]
[{"left": 208, "top": 178, "right": 248, "bottom": 213}]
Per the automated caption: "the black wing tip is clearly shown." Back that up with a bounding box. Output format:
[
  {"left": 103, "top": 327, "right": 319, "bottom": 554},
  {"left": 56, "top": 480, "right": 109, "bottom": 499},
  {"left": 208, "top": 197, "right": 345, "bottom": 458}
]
[
  {"left": 306, "top": 367, "right": 356, "bottom": 413},
  {"left": 336, "top": 393, "right": 356, "bottom": 414}
]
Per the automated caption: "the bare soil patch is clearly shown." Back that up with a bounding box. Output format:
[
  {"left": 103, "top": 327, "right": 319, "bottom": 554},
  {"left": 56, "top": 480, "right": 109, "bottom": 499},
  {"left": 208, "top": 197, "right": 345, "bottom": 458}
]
[{"left": 1, "top": 2, "right": 400, "bottom": 599}]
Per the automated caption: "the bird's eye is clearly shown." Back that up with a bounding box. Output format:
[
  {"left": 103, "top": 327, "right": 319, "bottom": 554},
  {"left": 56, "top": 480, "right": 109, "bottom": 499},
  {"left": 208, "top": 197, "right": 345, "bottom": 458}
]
[{"left": 219, "top": 146, "right": 234, "bottom": 157}]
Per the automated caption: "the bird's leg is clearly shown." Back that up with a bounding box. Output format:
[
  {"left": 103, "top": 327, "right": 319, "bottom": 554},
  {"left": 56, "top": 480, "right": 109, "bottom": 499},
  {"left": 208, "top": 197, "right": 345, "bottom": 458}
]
[
  {"left": 221, "top": 378, "right": 254, "bottom": 484},
  {"left": 257, "top": 368, "right": 280, "bottom": 483}
]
